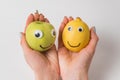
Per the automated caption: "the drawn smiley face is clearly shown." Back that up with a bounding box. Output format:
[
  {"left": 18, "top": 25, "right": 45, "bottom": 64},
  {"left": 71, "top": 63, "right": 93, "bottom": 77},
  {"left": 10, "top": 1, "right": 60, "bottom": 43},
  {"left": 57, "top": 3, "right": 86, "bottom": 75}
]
[
  {"left": 62, "top": 18, "right": 90, "bottom": 52},
  {"left": 26, "top": 21, "right": 56, "bottom": 52}
]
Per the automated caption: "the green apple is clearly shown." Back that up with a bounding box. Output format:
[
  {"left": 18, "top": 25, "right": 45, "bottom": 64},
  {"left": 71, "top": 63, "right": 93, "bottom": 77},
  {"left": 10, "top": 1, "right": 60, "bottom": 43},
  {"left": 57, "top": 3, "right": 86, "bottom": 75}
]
[{"left": 25, "top": 21, "right": 56, "bottom": 52}]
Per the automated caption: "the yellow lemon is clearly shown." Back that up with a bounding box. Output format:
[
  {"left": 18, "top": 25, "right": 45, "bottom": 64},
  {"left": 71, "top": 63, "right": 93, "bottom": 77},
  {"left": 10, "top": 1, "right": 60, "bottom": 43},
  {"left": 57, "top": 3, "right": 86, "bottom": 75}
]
[{"left": 62, "top": 17, "right": 90, "bottom": 52}]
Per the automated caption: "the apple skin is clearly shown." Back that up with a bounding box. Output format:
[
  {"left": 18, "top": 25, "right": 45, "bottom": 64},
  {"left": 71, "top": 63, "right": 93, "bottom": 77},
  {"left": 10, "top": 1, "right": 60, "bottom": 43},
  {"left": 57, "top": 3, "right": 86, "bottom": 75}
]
[{"left": 25, "top": 21, "right": 56, "bottom": 52}]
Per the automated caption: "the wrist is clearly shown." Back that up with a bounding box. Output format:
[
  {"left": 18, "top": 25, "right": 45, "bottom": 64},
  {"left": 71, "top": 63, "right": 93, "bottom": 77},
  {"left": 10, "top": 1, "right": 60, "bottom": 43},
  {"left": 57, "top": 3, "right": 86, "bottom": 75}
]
[
  {"left": 61, "top": 75, "right": 88, "bottom": 80},
  {"left": 61, "top": 70, "right": 88, "bottom": 80},
  {"left": 35, "top": 71, "right": 60, "bottom": 80}
]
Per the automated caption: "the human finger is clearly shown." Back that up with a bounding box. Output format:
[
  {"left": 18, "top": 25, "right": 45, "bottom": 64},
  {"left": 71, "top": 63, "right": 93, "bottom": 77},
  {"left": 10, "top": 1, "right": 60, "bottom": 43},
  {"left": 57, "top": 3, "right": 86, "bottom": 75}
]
[
  {"left": 58, "top": 16, "right": 68, "bottom": 48},
  {"left": 85, "top": 27, "right": 99, "bottom": 55},
  {"left": 34, "top": 10, "right": 40, "bottom": 21},
  {"left": 24, "top": 14, "right": 34, "bottom": 32},
  {"left": 39, "top": 13, "right": 45, "bottom": 22}
]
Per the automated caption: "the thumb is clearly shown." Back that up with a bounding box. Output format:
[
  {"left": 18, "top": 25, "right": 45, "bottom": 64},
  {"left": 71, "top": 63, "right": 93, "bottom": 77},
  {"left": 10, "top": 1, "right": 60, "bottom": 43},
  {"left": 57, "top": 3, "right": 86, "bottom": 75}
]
[
  {"left": 24, "top": 14, "right": 34, "bottom": 32},
  {"left": 20, "top": 32, "right": 32, "bottom": 53},
  {"left": 20, "top": 32, "right": 47, "bottom": 64},
  {"left": 85, "top": 27, "right": 99, "bottom": 56}
]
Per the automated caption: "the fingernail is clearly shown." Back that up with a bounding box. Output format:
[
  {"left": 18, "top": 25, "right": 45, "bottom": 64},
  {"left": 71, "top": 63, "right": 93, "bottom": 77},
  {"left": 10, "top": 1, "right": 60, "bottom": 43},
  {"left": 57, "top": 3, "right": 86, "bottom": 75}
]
[
  {"left": 93, "top": 26, "right": 96, "bottom": 33},
  {"left": 35, "top": 10, "right": 39, "bottom": 14},
  {"left": 19, "top": 32, "right": 22, "bottom": 38}
]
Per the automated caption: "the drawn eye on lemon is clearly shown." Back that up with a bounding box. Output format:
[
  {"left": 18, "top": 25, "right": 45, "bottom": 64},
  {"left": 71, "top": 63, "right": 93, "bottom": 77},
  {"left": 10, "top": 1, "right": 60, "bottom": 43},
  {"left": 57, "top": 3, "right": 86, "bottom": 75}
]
[
  {"left": 25, "top": 21, "right": 56, "bottom": 52},
  {"left": 62, "top": 17, "right": 90, "bottom": 52}
]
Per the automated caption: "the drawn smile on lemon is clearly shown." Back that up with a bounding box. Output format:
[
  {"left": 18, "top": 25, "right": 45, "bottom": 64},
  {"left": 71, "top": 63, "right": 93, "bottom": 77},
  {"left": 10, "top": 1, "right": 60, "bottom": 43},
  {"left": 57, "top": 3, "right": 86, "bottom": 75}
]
[{"left": 67, "top": 41, "right": 80, "bottom": 48}]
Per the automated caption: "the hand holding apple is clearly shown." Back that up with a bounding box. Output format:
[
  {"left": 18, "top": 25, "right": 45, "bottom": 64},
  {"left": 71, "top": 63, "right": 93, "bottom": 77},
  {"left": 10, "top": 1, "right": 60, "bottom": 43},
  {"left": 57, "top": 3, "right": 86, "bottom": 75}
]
[
  {"left": 21, "top": 11, "right": 60, "bottom": 80},
  {"left": 25, "top": 11, "right": 56, "bottom": 52}
]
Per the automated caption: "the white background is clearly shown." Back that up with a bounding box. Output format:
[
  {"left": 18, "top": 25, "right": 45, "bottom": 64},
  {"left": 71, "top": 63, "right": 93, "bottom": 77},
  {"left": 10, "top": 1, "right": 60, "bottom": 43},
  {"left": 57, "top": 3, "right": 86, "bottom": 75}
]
[{"left": 0, "top": 0, "right": 120, "bottom": 80}]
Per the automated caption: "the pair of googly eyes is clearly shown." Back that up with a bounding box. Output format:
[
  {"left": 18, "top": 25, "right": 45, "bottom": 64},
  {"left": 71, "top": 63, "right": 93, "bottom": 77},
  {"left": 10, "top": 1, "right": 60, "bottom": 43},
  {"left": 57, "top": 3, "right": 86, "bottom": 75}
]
[
  {"left": 68, "top": 26, "right": 83, "bottom": 32},
  {"left": 34, "top": 29, "right": 56, "bottom": 38}
]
